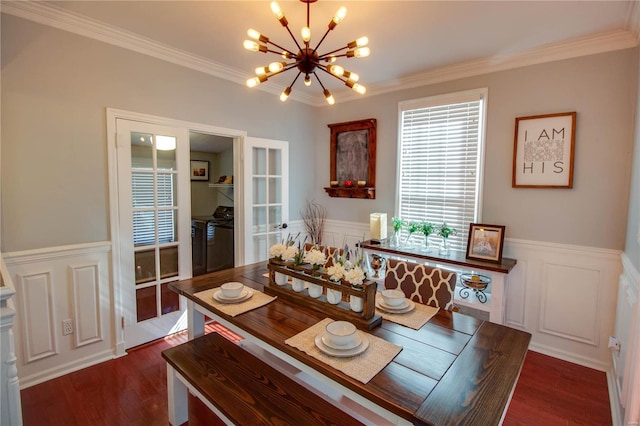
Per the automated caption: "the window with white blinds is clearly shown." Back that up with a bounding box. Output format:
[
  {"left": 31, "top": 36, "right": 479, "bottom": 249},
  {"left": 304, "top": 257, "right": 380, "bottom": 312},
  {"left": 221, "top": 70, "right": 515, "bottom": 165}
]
[
  {"left": 132, "top": 171, "right": 176, "bottom": 246},
  {"left": 397, "top": 89, "right": 487, "bottom": 252}
]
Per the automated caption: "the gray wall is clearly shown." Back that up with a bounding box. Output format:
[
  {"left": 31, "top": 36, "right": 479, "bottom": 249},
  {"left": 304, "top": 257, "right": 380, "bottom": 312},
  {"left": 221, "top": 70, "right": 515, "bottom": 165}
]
[
  {"left": 625, "top": 47, "right": 640, "bottom": 270},
  {"left": 2, "top": 13, "right": 637, "bottom": 254},
  {"left": 315, "top": 49, "right": 637, "bottom": 250},
  {"left": 1, "top": 15, "right": 315, "bottom": 252}
]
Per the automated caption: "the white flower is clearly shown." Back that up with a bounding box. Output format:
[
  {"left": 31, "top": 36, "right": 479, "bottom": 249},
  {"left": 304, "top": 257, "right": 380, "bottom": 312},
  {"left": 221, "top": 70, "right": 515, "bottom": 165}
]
[
  {"left": 326, "top": 264, "right": 345, "bottom": 282},
  {"left": 281, "top": 245, "right": 298, "bottom": 263},
  {"left": 303, "top": 249, "right": 326, "bottom": 266},
  {"left": 344, "top": 266, "right": 366, "bottom": 286},
  {"left": 269, "top": 243, "right": 287, "bottom": 259}
]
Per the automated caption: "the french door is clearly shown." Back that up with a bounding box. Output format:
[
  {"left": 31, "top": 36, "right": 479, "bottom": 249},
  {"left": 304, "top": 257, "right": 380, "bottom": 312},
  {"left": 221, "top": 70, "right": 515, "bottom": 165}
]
[
  {"left": 115, "top": 119, "right": 191, "bottom": 349},
  {"left": 243, "top": 137, "right": 289, "bottom": 264}
]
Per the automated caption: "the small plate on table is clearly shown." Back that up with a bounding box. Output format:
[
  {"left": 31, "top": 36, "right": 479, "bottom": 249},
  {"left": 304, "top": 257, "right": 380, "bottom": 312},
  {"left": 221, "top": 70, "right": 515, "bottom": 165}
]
[
  {"left": 376, "top": 299, "right": 416, "bottom": 314},
  {"left": 212, "top": 288, "right": 254, "bottom": 304},
  {"left": 314, "top": 331, "right": 370, "bottom": 357}
]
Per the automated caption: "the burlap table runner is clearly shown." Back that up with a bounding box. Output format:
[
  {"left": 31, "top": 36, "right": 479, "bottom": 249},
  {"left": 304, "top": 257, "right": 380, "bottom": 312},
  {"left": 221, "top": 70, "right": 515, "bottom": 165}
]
[
  {"left": 375, "top": 293, "right": 438, "bottom": 330},
  {"left": 285, "top": 318, "right": 402, "bottom": 384},
  {"left": 194, "top": 287, "right": 276, "bottom": 317}
]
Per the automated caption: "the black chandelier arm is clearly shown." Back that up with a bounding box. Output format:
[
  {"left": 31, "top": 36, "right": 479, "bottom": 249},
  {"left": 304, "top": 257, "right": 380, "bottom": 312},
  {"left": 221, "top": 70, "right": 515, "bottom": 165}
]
[
  {"left": 319, "top": 53, "right": 350, "bottom": 61},
  {"left": 281, "top": 63, "right": 301, "bottom": 74},
  {"left": 289, "top": 71, "right": 303, "bottom": 88},
  {"left": 266, "top": 40, "right": 297, "bottom": 57},
  {"left": 311, "top": 27, "right": 333, "bottom": 56},
  {"left": 316, "top": 64, "right": 348, "bottom": 84},
  {"left": 282, "top": 24, "right": 303, "bottom": 53},
  {"left": 317, "top": 45, "right": 349, "bottom": 59},
  {"left": 314, "top": 72, "right": 328, "bottom": 91}
]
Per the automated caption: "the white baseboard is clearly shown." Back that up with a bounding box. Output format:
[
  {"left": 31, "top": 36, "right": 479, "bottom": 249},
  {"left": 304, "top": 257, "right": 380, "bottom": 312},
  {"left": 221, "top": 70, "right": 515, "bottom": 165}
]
[
  {"left": 20, "top": 348, "right": 115, "bottom": 389},
  {"left": 528, "top": 342, "right": 610, "bottom": 372}
]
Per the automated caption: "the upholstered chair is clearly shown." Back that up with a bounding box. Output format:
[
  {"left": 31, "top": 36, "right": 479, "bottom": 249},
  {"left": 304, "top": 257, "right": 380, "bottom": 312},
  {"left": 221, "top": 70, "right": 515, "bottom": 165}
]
[
  {"left": 384, "top": 258, "right": 457, "bottom": 311},
  {"left": 323, "top": 246, "right": 343, "bottom": 268}
]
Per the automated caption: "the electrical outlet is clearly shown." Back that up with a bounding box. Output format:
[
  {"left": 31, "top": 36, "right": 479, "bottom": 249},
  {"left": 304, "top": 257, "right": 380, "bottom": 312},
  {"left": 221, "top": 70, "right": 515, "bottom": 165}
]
[{"left": 62, "top": 319, "right": 73, "bottom": 336}]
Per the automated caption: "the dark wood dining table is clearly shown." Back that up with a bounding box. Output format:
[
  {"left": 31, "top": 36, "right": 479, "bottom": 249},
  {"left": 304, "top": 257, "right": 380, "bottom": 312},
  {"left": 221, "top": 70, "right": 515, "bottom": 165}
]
[{"left": 168, "top": 261, "right": 531, "bottom": 425}]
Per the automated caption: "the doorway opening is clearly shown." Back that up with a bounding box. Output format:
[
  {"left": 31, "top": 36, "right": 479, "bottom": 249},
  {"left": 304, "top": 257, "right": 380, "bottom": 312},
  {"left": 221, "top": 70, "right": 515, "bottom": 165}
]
[{"left": 189, "top": 132, "right": 235, "bottom": 276}]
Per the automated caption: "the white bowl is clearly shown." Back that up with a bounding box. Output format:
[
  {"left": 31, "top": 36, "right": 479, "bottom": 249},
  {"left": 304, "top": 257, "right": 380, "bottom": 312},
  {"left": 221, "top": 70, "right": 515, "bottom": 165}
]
[
  {"left": 220, "top": 282, "right": 244, "bottom": 298},
  {"left": 381, "top": 289, "right": 406, "bottom": 307},
  {"left": 325, "top": 321, "right": 357, "bottom": 347}
]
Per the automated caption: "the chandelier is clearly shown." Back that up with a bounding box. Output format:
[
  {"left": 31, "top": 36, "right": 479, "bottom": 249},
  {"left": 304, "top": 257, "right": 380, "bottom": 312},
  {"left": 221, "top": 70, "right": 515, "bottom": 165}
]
[{"left": 243, "top": 0, "right": 369, "bottom": 105}]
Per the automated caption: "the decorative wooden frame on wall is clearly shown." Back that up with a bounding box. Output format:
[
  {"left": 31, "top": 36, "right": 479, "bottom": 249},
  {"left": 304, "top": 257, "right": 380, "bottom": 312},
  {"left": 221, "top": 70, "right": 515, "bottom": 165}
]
[
  {"left": 512, "top": 111, "right": 576, "bottom": 188},
  {"left": 465, "top": 223, "right": 506, "bottom": 263},
  {"left": 190, "top": 160, "right": 209, "bottom": 181},
  {"left": 325, "top": 118, "right": 376, "bottom": 199}
]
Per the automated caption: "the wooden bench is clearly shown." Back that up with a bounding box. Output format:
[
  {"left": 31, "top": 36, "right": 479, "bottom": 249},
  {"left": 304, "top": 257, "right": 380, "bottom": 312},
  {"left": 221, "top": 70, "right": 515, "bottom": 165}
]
[{"left": 162, "top": 332, "right": 365, "bottom": 425}]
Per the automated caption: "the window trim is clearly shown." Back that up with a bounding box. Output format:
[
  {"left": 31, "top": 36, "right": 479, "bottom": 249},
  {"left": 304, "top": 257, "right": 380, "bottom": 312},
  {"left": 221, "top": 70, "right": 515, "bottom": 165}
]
[{"left": 395, "top": 88, "right": 489, "bottom": 251}]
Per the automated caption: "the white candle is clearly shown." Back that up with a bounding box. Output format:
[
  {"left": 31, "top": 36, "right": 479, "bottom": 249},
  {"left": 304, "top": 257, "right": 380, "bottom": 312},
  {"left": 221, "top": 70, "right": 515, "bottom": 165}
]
[{"left": 369, "top": 213, "right": 387, "bottom": 240}]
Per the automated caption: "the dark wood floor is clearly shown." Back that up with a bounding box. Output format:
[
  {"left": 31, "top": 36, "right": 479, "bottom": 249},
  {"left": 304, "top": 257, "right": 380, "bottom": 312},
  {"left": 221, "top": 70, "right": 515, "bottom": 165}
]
[{"left": 21, "top": 328, "right": 611, "bottom": 426}]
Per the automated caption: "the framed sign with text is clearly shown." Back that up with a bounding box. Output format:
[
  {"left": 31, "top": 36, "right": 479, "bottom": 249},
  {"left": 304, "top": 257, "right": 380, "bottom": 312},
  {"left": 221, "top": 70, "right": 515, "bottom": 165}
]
[{"left": 512, "top": 112, "right": 576, "bottom": 188}]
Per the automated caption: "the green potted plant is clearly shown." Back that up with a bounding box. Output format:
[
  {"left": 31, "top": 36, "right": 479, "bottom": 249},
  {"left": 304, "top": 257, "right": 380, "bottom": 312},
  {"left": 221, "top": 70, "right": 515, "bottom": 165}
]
[
  {"left": 420, "top": 221, "right": 435, "bottom": 253},
  {"left": 390, "top": 216, "right": 404, "bottom": 247},
  {"left": 438, "top": 223, "right": 457, "bottom": 256}
]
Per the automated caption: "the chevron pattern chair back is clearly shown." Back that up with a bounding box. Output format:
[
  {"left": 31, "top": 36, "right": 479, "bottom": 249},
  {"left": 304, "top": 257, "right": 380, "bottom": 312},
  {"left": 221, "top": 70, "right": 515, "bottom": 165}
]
[{"left": 384, "top": 258, "right": 457, "bottom": 311}]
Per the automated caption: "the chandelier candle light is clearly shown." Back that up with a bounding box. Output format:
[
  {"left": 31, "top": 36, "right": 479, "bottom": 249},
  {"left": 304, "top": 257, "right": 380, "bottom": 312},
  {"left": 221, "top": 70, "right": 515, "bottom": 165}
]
[{"left": 243, "top": 0, "right": 370, "bottom": 104}]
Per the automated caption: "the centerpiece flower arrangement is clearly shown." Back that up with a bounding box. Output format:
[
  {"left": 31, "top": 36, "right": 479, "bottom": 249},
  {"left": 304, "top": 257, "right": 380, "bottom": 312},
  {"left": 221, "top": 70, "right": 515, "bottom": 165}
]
[
  {"left": 326, "top": 264, "right": 346, "bottom": 283},
  {"left": 343, "top": 266, "right": 366, "bottom": 289},
  {"left": 269, "top": 233, "right": 300, "bottom": 263},
  {"left": 303, "top": 246, "right": 327, "bottom": 274},
  {"left": 269, "top": 243, "right": 288, "bottom": 263}
]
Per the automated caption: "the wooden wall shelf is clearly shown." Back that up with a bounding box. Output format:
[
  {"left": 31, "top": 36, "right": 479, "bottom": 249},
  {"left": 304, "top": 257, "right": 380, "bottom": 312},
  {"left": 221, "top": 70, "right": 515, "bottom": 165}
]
[{"left": 323, "top": 186, "right": 375, "bottom": 199}]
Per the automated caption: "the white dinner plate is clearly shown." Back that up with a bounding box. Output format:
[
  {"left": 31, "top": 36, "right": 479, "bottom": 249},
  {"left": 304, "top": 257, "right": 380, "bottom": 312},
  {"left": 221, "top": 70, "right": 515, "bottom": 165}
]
[
  {"left": 314, "top": 331, "right": 369, "bottom": 358},
  {"left": 213, "top": 288, "right": 254, "bottom": 304},
  {"left": 321, "top": 331, "right": 363, "bottom": 351},
  {"left": 376, "top": 299, "right": 416, "bottom": 314}
]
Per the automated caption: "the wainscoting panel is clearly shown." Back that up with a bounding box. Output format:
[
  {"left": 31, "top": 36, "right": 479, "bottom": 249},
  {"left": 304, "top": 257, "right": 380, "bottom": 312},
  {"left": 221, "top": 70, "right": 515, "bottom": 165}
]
[
  {"left": 17, "top": 271, "right": 57, "bottom": 363},
  {"left": 505, "top": 260, "right": 527, "bottom": 329},
  {"left": 4, "top": 242, "right": 113, "bottom": 388},
  {"left": 70, "top": 262, "right": 103, "bottom": 348},
  {"left": 539, "top": 263, "right": 600, "bottom": 345}
]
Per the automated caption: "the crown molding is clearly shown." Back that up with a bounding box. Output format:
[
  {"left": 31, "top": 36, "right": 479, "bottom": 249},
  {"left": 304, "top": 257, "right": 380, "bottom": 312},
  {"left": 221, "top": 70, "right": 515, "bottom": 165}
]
[
  {"left": 336, "top": 28, "right": 639, "bottom": 105},
  {"left": 2, "top": 1, "right": 638, "bottom": 108}
]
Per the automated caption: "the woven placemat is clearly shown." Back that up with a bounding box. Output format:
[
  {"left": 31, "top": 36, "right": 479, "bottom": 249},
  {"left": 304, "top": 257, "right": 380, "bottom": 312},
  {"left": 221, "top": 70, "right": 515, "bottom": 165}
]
[
  {"left": 285, "top": 318, "right": 402, "bottom": 384},
  {"left": 375, "top": 293, "right": 438, "bottom": 330},
  {"left": 194, "top": 287, "right": 276, "bottom": 317}
]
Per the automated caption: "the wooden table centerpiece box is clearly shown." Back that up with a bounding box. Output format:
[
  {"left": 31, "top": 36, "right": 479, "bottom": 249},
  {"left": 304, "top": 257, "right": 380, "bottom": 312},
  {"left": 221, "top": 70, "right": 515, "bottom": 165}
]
[{"left": 266, "top": 260, "right": 382, "bottom": 330}]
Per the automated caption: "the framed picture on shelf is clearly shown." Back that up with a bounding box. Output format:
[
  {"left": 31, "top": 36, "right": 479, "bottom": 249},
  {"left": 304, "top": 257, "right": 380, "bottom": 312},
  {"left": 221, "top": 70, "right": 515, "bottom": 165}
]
[
  {"left": 466, "top": 223, "right": 506, "bottom": 263},
  {"left": 512, "top": 111, "right": 576, "bottom": 188},
  {"left": 190, "top": 160, "right": 209, "bottom": 181}
]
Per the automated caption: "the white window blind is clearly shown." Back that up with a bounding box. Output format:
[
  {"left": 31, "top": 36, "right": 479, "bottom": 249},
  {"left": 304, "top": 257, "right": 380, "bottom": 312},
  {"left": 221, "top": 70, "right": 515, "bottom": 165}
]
[
  {"left": 397, "top": 89, "right": 486, "bottom": 252},
  {"left": 132, "top": 171, "right": 176, "bottom": 246}
]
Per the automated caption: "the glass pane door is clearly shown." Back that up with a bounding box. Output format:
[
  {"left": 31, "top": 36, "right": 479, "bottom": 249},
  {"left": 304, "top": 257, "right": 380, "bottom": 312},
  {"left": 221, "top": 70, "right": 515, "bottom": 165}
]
[
  {"left": 244, "top": 137, "right": 289, "bottom": 264},
  {"left": 116, "top": 119, "right": 190, "bottom": 349}
]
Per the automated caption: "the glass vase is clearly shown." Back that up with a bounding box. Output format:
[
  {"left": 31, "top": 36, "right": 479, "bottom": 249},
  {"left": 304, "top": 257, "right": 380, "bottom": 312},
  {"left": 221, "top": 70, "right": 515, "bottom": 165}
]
[
  {"left": 439, "top": 237, "right": 450, "bottom": 256},
  {"left": 390, "top": 231, "right": 401, "bottom": 247},
  {"left": 402, "top": 232, "right": 415, "bottom": 249},
  {"left": 421, "top": 235, "right": 431, "bottom": 253}
]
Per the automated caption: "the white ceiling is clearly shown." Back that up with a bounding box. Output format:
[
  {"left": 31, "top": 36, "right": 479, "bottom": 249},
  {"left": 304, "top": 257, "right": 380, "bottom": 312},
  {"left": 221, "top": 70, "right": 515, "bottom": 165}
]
[{"left": 5, "top": 1, "right": 639, "bottom": 105}]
